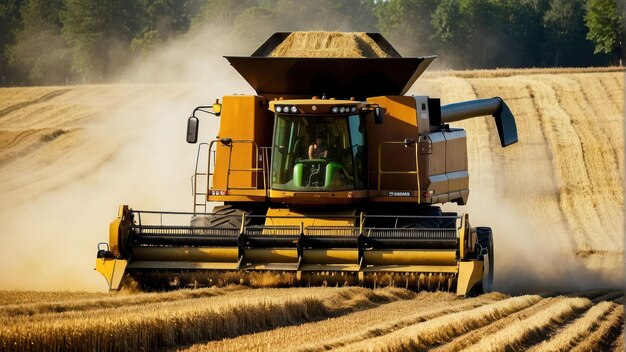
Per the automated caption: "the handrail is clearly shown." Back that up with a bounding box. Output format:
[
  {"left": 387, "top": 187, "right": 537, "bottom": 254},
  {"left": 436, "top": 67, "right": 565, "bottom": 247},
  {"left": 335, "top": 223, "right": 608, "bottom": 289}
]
[
  {"left": 206, "top": 139, "right": 268, "bottom": 194},
  {"left": 127, "top": 209, "right": 462, "bottom": 239},
  {"left": 377, "top": 141, "right": 420, "bottom": 201},
  {"left": 132, "top": 209, "right": 460, "bottom": 220}
]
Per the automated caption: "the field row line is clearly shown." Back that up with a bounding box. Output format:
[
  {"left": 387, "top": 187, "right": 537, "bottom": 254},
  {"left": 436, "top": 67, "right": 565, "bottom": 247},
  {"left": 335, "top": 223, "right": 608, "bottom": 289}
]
[{"left": 0, "top": 287, "right": 410, "bottom": 352}]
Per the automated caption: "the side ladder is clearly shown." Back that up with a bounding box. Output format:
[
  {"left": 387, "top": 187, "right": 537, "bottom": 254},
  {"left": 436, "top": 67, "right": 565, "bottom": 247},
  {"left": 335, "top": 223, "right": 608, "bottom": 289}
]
[{"left": 192, "top": 143, "right": 211, "bottom": 213}]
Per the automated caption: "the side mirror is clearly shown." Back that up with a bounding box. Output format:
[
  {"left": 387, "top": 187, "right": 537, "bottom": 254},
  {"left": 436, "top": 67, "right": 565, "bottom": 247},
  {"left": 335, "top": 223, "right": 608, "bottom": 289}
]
[
  {"left": 374, "top": 107, "right": 384, "bottom": 124},
  {"left": 186, "top": 116, "right": 199, "bottom": 144},
  {"left": 212, "top": 102, "right": 222, "bottom": 116}
]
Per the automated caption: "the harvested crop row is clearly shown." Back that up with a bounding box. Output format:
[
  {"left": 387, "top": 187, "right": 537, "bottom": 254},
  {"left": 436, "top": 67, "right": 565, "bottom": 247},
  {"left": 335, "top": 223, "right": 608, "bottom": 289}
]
[
  {"left": 423, "top": 67, "right": 625, "bottom": 79},
  {"left": 530, "top": 301, "right": 615, "bottom": 352},
  {"left": 0, "top": 287, "right": 410, "bottom": 352},
  {"left": 0, "top": 285, "right": 245, "bottom": 318},
  {"left": 336, "top": 295, "right": 542, "bottom": 351},
  {"left": 183, "top": 292, "right": 506, "bottom": 352},
  {"left": 464, "top": 297, "right": 592, "bottom": 351},
  {"left": 613, "top": 332, "right": 624, "bottom": 352},
  {"left": 434, "top": 72, "right": 624, "bottom": 272},
  {"left": 544, "top": 75, "right": 623, "bottom": 249},
  {"left": 431, "top": 295, "right": 556, "bottom": 352},
  {"left": 571, "top": 304, "right": 624, "bottom": 352},
  {"left": 2, "top": 286, "right": 332, "bottom": 324},
  {"left": 590, "top": 290, "right": 624, "bottom": 303},
  {"left": 0, "top": 291, "right": 106, "bottom": 306}
]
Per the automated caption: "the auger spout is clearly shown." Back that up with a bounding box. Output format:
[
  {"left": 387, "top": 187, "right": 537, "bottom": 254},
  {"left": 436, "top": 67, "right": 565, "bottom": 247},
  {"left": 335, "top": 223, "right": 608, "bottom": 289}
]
[{"left": 441, "top": 97, "right": 518, "bottom": 147}]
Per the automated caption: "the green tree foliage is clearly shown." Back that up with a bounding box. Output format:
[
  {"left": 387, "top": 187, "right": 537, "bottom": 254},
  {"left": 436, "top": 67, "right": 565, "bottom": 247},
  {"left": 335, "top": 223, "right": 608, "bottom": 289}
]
[
  {"left": 271, "top": 0, "right": 377, "bottom": 32},
  {"left": 0, "top": 0, "right": 623, "bottom": 85},
  {"left": 8, "top": 0, "right": 72, "bottom": 84},
  {"left": 543, "top": 0, "right": 593, "bottom": 66},
  {"left": 585, "top": 0, "right": 624, "bottom": 62},
  {"left": 231, "top": 6, "right": 275, "bottom": 51},
  {"left": 192, "top": 0, "right": 256, "bottom": 31},
  {"left": 376, "top": 0, "right": 437, "bottom": 56},
  {"left": 61, "top": 0, "right": 141, "bottom": 81},
  {"left": 131, "top": 0, "right": 201, "bottom": 55},
  {"left": 0, "top": 0, "right": 25, "bottom": 84}
]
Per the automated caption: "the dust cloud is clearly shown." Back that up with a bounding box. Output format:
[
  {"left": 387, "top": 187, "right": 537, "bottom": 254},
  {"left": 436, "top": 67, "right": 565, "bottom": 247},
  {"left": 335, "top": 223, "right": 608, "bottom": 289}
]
[
  {"left": 441, "top": 158, "right": 624, "bottom": 295},
  {"left": 0, "top": 23, "right": 249, "bottom": 291},
  {"left": 449, "top": 192, "right": 624, "bottom": 295}
]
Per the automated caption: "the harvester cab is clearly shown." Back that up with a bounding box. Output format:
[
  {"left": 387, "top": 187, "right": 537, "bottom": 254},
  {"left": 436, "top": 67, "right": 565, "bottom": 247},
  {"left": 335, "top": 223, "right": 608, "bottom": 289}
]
[{"left": 96, "top": 32, "right": 518, "bottom": 295}]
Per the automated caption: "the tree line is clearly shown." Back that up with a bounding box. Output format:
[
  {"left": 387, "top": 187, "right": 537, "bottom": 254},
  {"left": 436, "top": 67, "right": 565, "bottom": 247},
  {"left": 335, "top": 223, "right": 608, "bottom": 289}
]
[{"left": 0, "top": 0, "right": 624, "bottom": 86}]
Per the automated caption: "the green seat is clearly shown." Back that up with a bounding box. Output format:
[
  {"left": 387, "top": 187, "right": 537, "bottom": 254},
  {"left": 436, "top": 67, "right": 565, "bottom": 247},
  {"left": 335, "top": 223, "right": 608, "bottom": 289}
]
[{"left": 293, "top": 160, "right": 343, "bottom": 188}]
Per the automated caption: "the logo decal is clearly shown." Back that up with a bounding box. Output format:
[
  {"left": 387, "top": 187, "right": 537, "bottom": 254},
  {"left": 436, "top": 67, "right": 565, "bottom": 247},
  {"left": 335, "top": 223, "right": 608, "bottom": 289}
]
[{"left": 388, "top": 191, "right": 411, "bottom": 197}]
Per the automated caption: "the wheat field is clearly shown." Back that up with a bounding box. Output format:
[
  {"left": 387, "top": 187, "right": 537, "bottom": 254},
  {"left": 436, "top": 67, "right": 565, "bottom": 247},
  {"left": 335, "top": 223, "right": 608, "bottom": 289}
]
[
  {"left": 0, "top": 68, "right": 623, "bottom": 350},
  {"left": 0, "top": 287, "right": 622, "bottom": 351}
]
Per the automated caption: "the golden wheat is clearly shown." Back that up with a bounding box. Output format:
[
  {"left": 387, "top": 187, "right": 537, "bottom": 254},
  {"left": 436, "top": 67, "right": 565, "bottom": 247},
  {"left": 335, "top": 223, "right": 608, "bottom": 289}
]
[
  {"left": 0, "top": 287, "right": 410, "bottom": 352},
  {"left": 431, "top": 295, "right": 555, "bottom": 352},
  {"left": 335, "top": 295, "right": 542, "bottom": 351},
  {"left": 530, "top": 301, "right": 616, "bottom": 352},
  {"left": 269, "top": 31, "right": 393, "bottom": 58},
  {"left": 0, "top": 290, "right": 106, "bottom": 306},
  {"left": 571, "top": 304, "right": 624, "bottom": 352},
  {"left": 0, "top": 70, "right": 623, "bottom": 350},
  {"left": 0, "top": 285, "right": 244, "bottom": 318},
  {"left": 464, "top": 297, "right": 592, "bottom": 351},
  {"left": 423, "top": 66, "right": 624, "bottom": 79},
  {"left": 181, "top": 292, "right": 504, "bottom": 352}
]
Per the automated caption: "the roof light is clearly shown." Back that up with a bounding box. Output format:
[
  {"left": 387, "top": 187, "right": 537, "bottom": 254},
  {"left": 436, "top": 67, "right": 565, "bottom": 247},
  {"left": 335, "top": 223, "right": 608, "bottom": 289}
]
[
  {"left": 339, "top": 107, "right": 346, "bottom": 113},
  {"left": 351, "top": 107, "right": 356, "bottom": 112},
  {"left": 276, "top": 106, "right": 282, "bottom": 113},
  {"left": 290, "top": 106, "right": 298, "bottom": 113},
  {"left": 331, "top": 107, "right": 339, "bottom": 113}
]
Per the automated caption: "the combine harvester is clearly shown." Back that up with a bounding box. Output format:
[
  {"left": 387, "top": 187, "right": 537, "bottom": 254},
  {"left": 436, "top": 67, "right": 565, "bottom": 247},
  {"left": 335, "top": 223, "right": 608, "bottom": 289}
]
[{"left": 96, "top": 32, "right": 518, "bottom": 295}]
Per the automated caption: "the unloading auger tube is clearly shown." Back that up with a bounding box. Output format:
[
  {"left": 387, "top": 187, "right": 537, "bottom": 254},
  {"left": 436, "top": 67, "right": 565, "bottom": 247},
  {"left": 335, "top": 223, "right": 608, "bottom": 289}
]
[
  {"left": 96, "top": 205, "right": 493, "bottom": 295},
  {"left": 441, "top": 97, "right": 518, "bottom": 147}
]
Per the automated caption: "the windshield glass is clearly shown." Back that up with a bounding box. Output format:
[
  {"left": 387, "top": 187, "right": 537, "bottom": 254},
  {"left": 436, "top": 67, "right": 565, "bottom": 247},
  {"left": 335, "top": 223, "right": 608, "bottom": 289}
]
[{"left": 271, "top": 114, "right": 365, "bottom": 191}]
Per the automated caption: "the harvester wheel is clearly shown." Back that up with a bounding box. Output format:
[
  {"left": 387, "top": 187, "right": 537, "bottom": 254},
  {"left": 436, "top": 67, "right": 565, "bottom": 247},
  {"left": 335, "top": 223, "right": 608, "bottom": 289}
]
[
  {"left": 191, "top": 204, "right": 250, "bottom": 228},
  {"left": 440, "top": 211, "right": 458, "bottom": 228},
  {"left": 476, "top": 227, "right": 494, "bottom": 293},
  {"left": 396, "top": 206, "right": 443, "bottom": 228}
]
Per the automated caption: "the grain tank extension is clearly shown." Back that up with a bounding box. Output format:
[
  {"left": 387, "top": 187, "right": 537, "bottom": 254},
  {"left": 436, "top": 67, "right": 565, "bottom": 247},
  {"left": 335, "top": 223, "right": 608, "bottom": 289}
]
[{"left": 96, "top": 32, "right": 518, "bottom": 295}]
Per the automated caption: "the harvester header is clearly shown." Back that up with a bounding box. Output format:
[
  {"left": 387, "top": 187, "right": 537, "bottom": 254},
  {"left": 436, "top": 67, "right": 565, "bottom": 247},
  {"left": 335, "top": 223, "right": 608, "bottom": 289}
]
[{"left": 96, "top": 31, "right": 518, "bottom": 296}]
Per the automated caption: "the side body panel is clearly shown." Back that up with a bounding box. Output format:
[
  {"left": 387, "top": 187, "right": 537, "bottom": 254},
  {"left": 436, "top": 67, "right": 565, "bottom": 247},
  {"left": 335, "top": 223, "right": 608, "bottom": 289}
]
[
  {"left": 365, "top": 96, "right": 420, "bottom": 192},
  {"left": 212, "top": 96, "right": 273, "bottom": 193},
  {"left": 418, "top": 129, "right": 469, "bottom": 204}
]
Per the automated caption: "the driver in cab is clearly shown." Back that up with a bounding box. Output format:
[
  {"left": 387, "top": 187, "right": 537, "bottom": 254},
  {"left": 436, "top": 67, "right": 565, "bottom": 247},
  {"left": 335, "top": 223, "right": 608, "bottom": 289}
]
[{"left": 308, "top": 134, "right": 328, "bottom": 159}]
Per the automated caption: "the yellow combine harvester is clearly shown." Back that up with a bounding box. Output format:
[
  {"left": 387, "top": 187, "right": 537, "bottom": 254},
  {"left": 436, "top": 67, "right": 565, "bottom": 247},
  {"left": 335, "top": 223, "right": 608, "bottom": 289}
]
[{"left": 96, "top": 32, "right": 517, "bottom": 295}]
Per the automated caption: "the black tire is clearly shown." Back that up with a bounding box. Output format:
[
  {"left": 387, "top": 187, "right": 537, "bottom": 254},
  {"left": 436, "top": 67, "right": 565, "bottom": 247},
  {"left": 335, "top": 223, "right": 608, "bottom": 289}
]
[
  {"left": 475, "top": 227, "right": 494, "bottom": 293},
  {"left": 191, "top": 204, "right": 250, "bottom": 229},
  {"left": 396, "top": 205, "right": 442, "bottom": 229},
  {"left": 440, "top": 211, "right": 458, "bottom": 228}
]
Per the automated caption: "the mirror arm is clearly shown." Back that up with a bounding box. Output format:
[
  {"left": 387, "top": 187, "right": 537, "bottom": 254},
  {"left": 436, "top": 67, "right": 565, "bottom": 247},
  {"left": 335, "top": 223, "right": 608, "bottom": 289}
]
[{"left": 193, "top": 106, "right": 218, "bottom": 118}]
